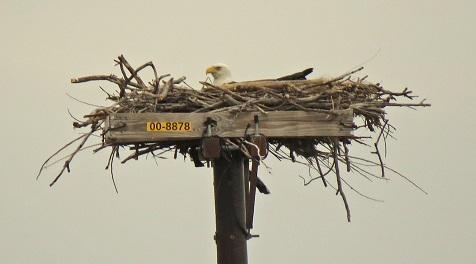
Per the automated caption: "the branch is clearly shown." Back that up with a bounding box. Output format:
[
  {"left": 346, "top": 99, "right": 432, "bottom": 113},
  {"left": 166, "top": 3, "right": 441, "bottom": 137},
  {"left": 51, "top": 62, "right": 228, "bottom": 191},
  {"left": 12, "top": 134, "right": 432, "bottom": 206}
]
[
  {"left": 71, "top": 74, "right": 142, "bottom": 89},
  {"left": 49, "top": 123, "right": 99, "bottom": 186},
  {"left": 157, "top": 78, "right": 174, "bottom": 102},
  {"left": 118, "top": 55, "right": 148, "bottom": 89},
  {"left": 372, "top": 119, "right": 388, "bottom": 177},
  {"left": 333, "top": 138, "right": 351, "bottom": 222},
  {"left": 37, "top": 134, "right": 87, "bottom": 180}
]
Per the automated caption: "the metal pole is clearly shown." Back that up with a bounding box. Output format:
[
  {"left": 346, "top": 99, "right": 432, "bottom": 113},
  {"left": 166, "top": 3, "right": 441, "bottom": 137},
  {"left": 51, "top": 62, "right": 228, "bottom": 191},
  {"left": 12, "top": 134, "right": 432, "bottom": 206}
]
[{"left": 213, "top": 152, "right": 248, "bottom": 264}]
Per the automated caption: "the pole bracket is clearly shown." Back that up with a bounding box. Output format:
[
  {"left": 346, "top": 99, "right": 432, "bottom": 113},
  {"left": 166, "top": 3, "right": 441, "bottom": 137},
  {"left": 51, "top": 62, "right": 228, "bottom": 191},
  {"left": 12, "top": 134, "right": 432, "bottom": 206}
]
[{"left": 202, "top": 117, "right": 221, "bottom": 159}]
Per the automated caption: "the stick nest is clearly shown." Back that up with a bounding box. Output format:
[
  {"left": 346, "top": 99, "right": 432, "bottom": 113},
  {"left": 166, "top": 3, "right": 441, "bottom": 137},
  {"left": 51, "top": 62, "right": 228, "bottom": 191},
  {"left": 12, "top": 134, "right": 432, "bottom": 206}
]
[{"left": 38, "top": 55, "right": 430, "bottom": 221}]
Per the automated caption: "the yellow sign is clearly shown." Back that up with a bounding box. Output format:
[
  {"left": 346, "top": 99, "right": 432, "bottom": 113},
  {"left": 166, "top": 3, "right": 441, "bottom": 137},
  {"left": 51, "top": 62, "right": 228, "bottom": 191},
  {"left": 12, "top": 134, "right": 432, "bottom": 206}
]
[{"left": 146, "top": 121, "right": 191, "bottom": 132}]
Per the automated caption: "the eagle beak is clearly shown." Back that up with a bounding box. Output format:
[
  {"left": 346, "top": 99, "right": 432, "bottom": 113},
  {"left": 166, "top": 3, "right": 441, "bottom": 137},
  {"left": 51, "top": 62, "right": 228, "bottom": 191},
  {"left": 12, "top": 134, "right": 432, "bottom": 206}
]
[{"left": 206, "top": 66, "right": 217, "bottom": 75}]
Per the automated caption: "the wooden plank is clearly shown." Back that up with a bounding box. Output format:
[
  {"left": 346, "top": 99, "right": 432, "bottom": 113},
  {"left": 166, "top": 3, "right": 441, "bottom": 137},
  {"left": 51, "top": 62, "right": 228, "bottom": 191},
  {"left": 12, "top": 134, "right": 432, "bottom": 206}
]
[{"left": 105, "top": 110, "right": 354, "bottom": 144}]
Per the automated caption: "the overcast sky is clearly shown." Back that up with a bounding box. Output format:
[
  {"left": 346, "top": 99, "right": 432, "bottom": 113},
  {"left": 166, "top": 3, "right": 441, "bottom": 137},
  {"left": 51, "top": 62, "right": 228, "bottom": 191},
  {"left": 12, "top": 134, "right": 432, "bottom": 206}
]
[{"left": 1, "top": 0, "right": 475, "bottom": 263}]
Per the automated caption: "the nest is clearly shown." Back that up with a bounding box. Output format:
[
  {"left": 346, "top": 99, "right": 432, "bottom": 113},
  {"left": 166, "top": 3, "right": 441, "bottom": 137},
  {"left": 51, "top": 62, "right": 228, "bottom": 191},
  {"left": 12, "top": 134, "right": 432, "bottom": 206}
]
[{"left": 38, "top": 55, "right": 430, "bottom": 221}]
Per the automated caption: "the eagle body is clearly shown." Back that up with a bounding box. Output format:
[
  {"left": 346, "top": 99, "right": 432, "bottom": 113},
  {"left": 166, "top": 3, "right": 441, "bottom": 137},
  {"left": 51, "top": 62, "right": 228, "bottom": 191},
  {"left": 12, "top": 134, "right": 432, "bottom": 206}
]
[{"left": 206, "top": 63, "right": 314, "bottom": 85}]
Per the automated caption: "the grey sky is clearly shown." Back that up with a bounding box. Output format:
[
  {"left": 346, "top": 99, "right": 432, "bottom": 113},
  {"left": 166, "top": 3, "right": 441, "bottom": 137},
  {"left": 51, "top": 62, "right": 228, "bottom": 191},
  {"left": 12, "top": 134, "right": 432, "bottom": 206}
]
[{"left": 1, "top": 0, "right": 475, "bottom": 263}]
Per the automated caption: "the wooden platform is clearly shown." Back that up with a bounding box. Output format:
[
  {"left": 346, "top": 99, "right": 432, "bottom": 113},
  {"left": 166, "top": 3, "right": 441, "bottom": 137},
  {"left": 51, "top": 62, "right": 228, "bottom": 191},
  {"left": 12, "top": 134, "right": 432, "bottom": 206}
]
[{"left": 104, "top": 110, "right": 354, "bottom": 144}]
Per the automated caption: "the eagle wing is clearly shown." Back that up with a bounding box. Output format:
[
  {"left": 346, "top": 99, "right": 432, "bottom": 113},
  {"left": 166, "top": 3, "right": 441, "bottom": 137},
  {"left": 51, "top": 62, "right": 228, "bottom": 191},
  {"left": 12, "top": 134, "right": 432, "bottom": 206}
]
[{"left": 277, "top": 68, "right": 314, "bottom": 81}]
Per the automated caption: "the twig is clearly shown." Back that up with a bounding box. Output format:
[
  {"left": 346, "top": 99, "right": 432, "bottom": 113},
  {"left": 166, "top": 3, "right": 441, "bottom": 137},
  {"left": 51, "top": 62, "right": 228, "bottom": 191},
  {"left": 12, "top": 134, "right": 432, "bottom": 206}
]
[
  {"left": 373, "top": 120, "right": 388, "bottom": 177},
  {"left": 66, "top": 93, "right": 105, "bottom": 108},
  {"left": 118, "top": 55, "right": 148, "bottom": 89},
  {"left": 333, "top": 138, "right": 351, "bottom": 222},
  {"left": 107, "top": 146, "right": 119, "bottom": 193},
  {"left": 157, "top": 78, "right": 174, "bottom": 102},
  {"left": 37, "top": 134, "right": 87, "bottom": 179},
  {"left": 49, "top": 123, "right": 99, "bottom": 186}
]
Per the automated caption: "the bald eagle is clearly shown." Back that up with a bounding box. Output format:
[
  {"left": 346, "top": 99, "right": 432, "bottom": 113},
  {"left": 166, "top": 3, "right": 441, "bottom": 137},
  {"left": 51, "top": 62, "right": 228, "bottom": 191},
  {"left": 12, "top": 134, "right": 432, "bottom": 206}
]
[
  {"left": 206, "top": 63, "right": 233, "bottom": 86},
  {"left": 206, "top": 63, "right": 314, "bottom": 86}
]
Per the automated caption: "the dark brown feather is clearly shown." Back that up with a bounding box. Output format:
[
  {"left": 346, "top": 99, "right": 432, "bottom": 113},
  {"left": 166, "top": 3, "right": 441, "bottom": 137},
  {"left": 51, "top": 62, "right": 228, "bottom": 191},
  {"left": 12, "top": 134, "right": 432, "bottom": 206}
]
[{"left": 277, "top": 68, "right": 314, "bottom": 80}]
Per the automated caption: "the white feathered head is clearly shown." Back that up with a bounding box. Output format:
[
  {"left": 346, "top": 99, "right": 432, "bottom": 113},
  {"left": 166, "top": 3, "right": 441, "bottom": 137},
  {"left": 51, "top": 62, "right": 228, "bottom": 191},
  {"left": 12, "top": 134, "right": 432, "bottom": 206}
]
[{"left": 206, "top": 63, "right": 232, "bottom": 86}]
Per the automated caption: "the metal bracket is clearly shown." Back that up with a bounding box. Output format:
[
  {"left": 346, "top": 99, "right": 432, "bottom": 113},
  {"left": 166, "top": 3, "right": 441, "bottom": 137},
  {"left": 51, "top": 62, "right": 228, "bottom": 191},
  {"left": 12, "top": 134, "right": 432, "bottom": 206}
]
[
  {"left": 246, "top": 159, "right": 259, "bottom": 230},
  {"left": 245, "top": 115, "right": 269, "bottom": 232},
  {"left": 247, "top": 115, "right": 268, "bottom": 157},
  {"left": 201, "top": 117, "right": 221, "bottom": 159}
]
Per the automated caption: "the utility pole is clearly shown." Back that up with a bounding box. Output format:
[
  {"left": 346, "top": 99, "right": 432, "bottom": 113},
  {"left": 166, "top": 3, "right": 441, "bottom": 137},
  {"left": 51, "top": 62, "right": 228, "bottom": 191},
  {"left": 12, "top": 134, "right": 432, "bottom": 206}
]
[{"left": 213, "top": 152, "right": 248, "bottom": 264}]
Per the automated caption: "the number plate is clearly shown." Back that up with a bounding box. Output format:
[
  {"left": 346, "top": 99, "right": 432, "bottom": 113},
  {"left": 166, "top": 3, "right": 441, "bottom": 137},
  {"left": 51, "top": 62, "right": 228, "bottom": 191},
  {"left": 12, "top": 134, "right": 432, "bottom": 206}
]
[{"left": 146, "top": 121, "right": 192, "bottom": 132}]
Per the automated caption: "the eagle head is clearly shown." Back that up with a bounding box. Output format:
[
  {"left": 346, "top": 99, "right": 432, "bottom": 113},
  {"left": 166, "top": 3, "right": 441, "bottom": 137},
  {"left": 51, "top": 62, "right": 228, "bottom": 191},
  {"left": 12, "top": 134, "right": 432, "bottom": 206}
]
[{"left": 206, "top": 63, "right": 232, "bottom": 86}]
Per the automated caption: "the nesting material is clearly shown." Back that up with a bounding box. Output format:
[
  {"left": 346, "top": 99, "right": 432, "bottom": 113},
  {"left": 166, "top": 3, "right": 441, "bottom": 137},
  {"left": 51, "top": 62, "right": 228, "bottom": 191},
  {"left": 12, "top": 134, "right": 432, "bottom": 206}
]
[{"left": 38, "top": 55, "right": 430, "bottom": 221}]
